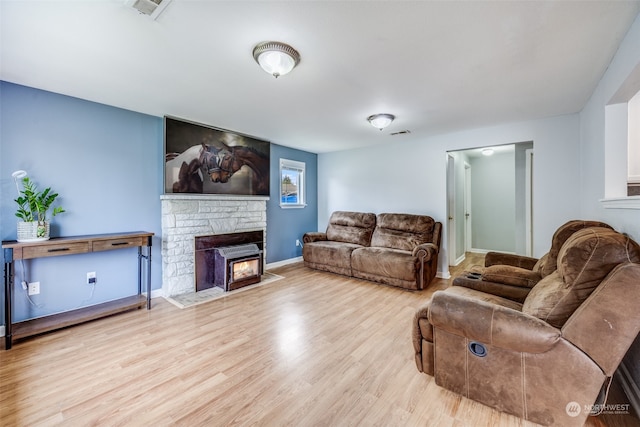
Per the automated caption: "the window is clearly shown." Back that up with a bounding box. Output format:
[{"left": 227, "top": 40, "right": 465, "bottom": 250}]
[
  {"left": 628, "top": 90, "right": 640, "bottom": 195},
  {"left": 280, "top": 158, "right": 306, "bottom": 208},
  {"left": 602, "top": 61, "right": 640, "bottom": 208}
]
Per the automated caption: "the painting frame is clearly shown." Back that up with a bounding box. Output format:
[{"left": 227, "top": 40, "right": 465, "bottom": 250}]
[{"left": 164, "top": 116, "right": 270, "bottom": 196}]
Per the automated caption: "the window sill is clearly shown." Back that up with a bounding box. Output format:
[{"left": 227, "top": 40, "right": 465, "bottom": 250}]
[
  {"left": 280, "top": 204, "right": 307, "bottom": 209},
  {"left": 600, "top": 196, "right": 640, "bottom": 210}
]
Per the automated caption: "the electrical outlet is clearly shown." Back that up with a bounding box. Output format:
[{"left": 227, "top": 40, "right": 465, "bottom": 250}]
[
  {"left": 296, "top": 239, "right": 301, "bottom": 247},
  {"left": 28, "top": 281, "right": 40, "bottom": 295},
  {"left": 87, "top": 272, "right": 97, "bottom": 285}
]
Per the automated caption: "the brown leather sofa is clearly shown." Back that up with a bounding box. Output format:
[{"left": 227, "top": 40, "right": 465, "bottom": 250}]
[
  {"left": 412, "top": 227, "right": 640, "bottom": 426},
  {"left": 303, "top": 211, "right": 441, "bottom": 290},
  {"left": 453, "top": 220, "right": 612, "bottom": 302}
]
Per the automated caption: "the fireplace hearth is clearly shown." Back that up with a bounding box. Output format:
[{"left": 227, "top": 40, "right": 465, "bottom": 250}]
[{"left": 214, "top": 243, "right": 263, "bottom": 291}]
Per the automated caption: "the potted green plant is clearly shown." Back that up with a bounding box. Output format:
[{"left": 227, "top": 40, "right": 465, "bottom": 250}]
[{"left": 14, "top": 176, "right": 65, "bottom": 242}]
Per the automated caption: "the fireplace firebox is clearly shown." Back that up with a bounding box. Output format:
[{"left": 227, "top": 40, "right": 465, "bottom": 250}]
[
  {"left": 194, "top": 230, "right": 264, "bottom": 292},
  {"left": 214, "top": 244, "right": 263, "bottom": 291}
]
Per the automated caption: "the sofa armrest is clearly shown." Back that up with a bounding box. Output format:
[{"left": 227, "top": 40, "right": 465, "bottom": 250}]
[
  {"left": 429, "top": 290, "right": 561, "bottom": 353},
  {"left": 303, "top": 232, "right": 327, "bottom": 244},
  {"left": 484, "top": 252, "right": 539, "bottom": 270},
  {"left": 413, "top": 243, "right": 438, "bottom": 261}
]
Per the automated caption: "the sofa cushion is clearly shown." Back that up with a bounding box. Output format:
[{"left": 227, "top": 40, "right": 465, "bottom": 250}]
[
  {"left": 302, "top": 240, "right": 362, "bottom": 271},
  {"left": 325, "top": 211, "right": 376, "bottom": 246},
  {"left": 351, "top": 247, "right": 418, "bottom": 282},
  {"left": 523, "top": 227, "right": 640, "bottom": 328},
  {"left": 370, "top": 213, "right": 435, "bottom": 251}
]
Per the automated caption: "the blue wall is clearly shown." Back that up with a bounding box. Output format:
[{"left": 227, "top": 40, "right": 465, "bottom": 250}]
[
  {"left": 266, "top": 145, "right": 317, "bottom": 263},
  {"left": 1, "top": 81, "right": 317, "bottom": 324}
]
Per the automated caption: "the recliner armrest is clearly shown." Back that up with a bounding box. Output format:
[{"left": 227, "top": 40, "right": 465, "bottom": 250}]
[
  {"left": 413, "top": 243, "right": 438, "bottom": 260},
  {"left": 484, "top": 252, "right": 539, "bottom": 270},
  {"left": 303, "top": 232, "right": 327, "bottom": 243},
  {"left": 482, "top": 265, "right": 541, "bottom": 289},
  {"left": 429, "top": 290, "right": 561, "bottom": 353}
]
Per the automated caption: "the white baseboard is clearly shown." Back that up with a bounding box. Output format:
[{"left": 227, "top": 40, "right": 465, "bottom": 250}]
[
  {"left": 470, "top": 248, "right": 491, "bottom": 254},
  {"left": 470, "top": 248, "right": 516, "bottom": 255},
  {"left": 453, "top": 254, "right": 466, "bottom": 266},
  {"left": 266, "top": 256, "right": 303, "bottom": 270},
  {"left": 151, "top": 289, "right": 165, "bottom": 299},
  {"left": 617, "top": 361, "right": 640, "bottom": 417},
  {"left": 437, "top": 271, "right": 451, "bottom": 279}
]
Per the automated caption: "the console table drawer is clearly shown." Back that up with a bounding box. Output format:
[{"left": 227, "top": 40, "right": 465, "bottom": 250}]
[
  {"left": 22, "top": 241, "right": 91, "bottom": 259},
  {"left": 92, "top": 236, "right": 147, "bottom": 252}
]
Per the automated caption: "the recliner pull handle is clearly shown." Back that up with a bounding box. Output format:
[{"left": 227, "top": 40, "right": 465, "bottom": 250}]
[{"left": 469, "top": 341, "right": 487, "bottom": 357}]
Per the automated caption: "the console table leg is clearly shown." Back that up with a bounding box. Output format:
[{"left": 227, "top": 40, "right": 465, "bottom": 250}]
[
  {"left": 146, "top": 245, "right": 152, "bottom": 310},
  {"left": 4, "top": 250, "right": 14, "bottom": 350}
]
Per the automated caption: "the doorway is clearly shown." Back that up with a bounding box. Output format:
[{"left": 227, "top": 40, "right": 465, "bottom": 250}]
[{"left": 446, "top": 142, "right": 534, "bottom": 266}]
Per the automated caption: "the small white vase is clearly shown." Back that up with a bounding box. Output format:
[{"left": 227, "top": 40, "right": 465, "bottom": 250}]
[{"left": 17, "top": 221, "right": 50, "bottom": 242}]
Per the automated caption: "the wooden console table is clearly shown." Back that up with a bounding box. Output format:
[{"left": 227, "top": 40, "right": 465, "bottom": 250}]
[{"left": 2, "top": 231, "right": 153, "bottom": 350}]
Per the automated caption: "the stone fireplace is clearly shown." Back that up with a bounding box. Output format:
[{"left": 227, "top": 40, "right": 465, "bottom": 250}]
[
  {"left": 194, "top": 230, "right": 264, "bottom": 292},
  {"left": 161, "top": 194, "right": 267, "bottom": 297}
]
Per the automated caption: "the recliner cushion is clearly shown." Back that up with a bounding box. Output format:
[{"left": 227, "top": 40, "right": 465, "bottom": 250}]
[
  {"left": 325, "top": 211, "right": 376, "bottom": 246},
  {"left": 539, "top": 220, "right": 613, "bottom": 277},
  {"left": 370, "top": 213, "right": 435, "bottom": 251},
  {"left": 302, "top": 240, "right": 362, "bottom": 270},
  {"left": 523, "top": 227, "right": 640, "bottom": 328},
  {"left": 351, "top": 247, "right": 417, "bottom": 282}
]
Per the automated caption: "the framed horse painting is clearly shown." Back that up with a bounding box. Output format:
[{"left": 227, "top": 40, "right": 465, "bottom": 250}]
[{"left": 164, "top": 116, "right": 270, "bottom": 196}]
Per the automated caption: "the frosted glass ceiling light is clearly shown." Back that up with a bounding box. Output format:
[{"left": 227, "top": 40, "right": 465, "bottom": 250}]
[
  {"left": 482, "top": 148, "right": 495, "bottom": 156},
  {"left": 367, "top": 114, "right": 395, "bottom": 130},
  {"left": 253, "top": 41, "right": 300, "bottom": 78}
]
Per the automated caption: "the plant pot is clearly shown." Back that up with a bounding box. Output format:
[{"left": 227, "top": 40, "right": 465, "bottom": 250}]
[{"left": 17, "top": 221, "right": 50, "bottom": 242}]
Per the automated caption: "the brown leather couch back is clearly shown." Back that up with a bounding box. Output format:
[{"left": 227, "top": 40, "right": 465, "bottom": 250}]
[
  {"left": 539, "top": 220, "right": 613, "bottom": 277},
  {"left": 325, "top": 211, "right": 376, "bottom": 246},
  {"left": 523, "top": 227, "right": 640, "bottom": 327},
  {"left": 370, "top": 213, "right": 437, "bottom": 251}
]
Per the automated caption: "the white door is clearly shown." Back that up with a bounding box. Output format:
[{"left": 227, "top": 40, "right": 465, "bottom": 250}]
[
  {"left": 447, "top": 154, "right": 456, "bottom": 266},
  {"left": 525, "top": 149, "right": 534, "bottom": 256},
  {"left": 464, "top": 163, "right": 472, "bottom": 252}
]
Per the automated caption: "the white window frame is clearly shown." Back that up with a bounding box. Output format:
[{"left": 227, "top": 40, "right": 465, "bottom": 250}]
[
  {"left": 601, "top": 63, "right": 640, "bottom": 210},
  {"left": 279, "top": 158, "right": 306, "bottom": 209}
]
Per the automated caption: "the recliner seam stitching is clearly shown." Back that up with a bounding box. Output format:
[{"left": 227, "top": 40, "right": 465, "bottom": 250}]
[
  {"left": 522, "top": 353, "right": 527, "bottom": 420},
  {"left": 489, "top": 307, "right": 495, "bottom": 345}
]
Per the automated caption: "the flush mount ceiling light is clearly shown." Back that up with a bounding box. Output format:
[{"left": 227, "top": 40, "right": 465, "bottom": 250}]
[
  {"left": 253, "top": 41, "right": 300, "bottom": 78},
  {"left": 124, "top": 0, "right": 172, "bottom": 20},
  {"left": 367, "top": 114, "right": 395, "bottom": 130},
  {"left": 481, "top": 148, "right": 495, "bottom": 156}
]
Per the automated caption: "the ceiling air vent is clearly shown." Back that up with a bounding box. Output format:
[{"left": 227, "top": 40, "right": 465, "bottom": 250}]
[
  {"left": 390, "top": 130, "right": 411, "bottom": 136},
  {"left": 124, "top": 0, "right": 172, "bottom": 20}
]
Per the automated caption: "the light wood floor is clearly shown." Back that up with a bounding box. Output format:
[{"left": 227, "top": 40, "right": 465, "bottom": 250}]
[{"left": 0, "top": 255, "right": 637, "bottom": 426}]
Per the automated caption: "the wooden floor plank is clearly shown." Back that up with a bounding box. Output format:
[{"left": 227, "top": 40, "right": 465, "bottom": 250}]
[{"left": 0, "top": 256, "right": 637, "bottom": 426}]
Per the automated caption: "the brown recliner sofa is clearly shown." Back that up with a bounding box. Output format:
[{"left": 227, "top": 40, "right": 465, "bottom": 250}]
[
  {"left": 303, "top": 211, "right": 441, "bottom": 290},
  {"left": 412, "top": 227, "right": 640, "bottom": 426},
  {"left": 453, "top": 220, "right": 612, "bottom": 302}
]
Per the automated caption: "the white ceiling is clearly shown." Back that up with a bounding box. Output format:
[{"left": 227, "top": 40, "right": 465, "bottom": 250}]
[{"left": 1, "top": 1, "right": 639, "bottom": 154}]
